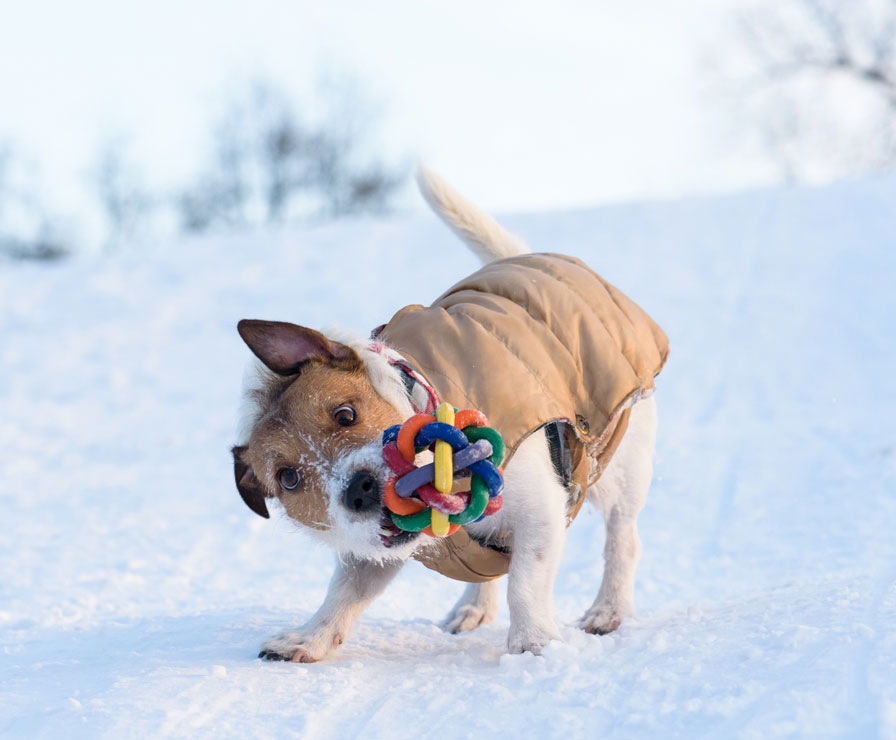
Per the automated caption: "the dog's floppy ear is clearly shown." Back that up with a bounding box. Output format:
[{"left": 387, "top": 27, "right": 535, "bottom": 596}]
[
  {"left": 232, "top": 445, "right": 270, "bottom": 519},
  {"left": 237, "top": 320, "right": 358, "bottom": 376}
]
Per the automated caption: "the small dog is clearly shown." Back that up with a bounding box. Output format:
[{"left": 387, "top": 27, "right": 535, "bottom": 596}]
[{"left": 233, "top": 167, "right": 668, "bottom": 661}]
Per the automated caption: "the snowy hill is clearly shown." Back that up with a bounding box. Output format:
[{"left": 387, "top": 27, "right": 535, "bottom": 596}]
[{"left": 1, "top": 175, "right": 895, "bottom": 739}]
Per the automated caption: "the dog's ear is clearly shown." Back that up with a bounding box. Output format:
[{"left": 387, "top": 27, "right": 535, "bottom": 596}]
[
  {"left": 232, "top": 445, "right": 270, "bottom": 519},
  {"left": 237, "top": 320, "right": 358, "bottom": 376}
]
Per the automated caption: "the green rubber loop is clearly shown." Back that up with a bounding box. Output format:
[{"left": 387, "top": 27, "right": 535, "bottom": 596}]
[
  {"left": 462, "top": 427, "right": 505, "bottom": 467},
  {"left": 390, "top": 508, "right": 433, "bottom": 532},
  {"left": 448, "top": 475, "right": 489, "bottom": 525}
]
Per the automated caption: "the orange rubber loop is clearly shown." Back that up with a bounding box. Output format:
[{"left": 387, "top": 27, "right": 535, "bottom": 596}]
[
  {"left": 396, "top": 413, "right": 434, "bottom": 462},
  {"left": 454, "top": 409, "right": 488, "bottom": 430},
  {"left": 383, "top": 478, "right": 426, "bottom": 515}
]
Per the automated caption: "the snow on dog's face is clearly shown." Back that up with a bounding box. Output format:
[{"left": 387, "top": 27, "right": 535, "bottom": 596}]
[{"left": 232, "top": 320, "right": 423, "bottom": 561}]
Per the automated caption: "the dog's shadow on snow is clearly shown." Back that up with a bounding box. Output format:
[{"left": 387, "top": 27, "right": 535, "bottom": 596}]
[{"left": 10, "top": 609, "right": 629, "bottom": 678}]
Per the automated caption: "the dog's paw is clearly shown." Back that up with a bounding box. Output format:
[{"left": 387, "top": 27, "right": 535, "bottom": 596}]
[
  {"left": 506, "top": 623, "right": 561, "bottom": 656},
  {"left": 577, "top": 603, "right": 630, "bottom": 635},
  {"left": 440, "top": 603, "right": 497, "bottom": 634},
  {"left": 258, "top": 629, "right": 344, "bottom": 663}
]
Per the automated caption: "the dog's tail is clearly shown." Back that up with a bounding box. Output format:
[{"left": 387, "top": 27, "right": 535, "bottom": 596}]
[{"left": 416, "top": 163, "right": 529, "bottom": 264}]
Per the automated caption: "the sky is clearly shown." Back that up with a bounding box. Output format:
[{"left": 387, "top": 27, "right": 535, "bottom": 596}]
[{"left": 0, "top": 0, "right": 780, "bottom": 246}]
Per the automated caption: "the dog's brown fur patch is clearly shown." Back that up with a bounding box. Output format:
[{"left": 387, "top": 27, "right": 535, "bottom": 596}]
[{"left": 240, "top": 359, "right": 404, "bottom": 531}]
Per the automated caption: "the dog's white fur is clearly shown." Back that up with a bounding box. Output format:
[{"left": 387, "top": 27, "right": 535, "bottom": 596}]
[{"left": 251, "top": 167, "right": 657, "bottom": 659}]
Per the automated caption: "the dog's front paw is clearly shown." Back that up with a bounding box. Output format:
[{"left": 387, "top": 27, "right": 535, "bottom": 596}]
[
  {"left": 506, "top": 623, "right": 561, "bottom": 656},
  {"left": 577, "top": 602, "right": 631, "bottom": 635},
  {"left": 258, "top": 629, "right": 344, "bottom": 663}
]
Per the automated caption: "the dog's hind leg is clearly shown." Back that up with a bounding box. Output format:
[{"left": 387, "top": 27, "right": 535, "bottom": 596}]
[
  {"left": 440, "top": 579, "right": 501, "bottom": 634},
  {"left": 259, "top": 554, "right": 403, "bottom": 662},
  {"left": 578, "top": 396, "right": 657, "bottom": 635}
]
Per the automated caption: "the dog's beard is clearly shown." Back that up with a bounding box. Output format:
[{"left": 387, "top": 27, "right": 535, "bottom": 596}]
[{"left": 322, "top": 439, "right": 423, "bottom": 563}]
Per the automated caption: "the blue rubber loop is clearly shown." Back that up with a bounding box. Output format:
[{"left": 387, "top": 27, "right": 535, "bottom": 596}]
[
  {"left": 468, "top": 459, "right": 504, "bottom": 497},
  {"left": 413, "top": 422, "right": 469, "bottom": 451}
]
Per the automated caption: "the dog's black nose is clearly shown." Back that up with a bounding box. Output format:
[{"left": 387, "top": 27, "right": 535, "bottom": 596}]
[{"left": 342, "top": 470, "right": 381, "bottom": 514}]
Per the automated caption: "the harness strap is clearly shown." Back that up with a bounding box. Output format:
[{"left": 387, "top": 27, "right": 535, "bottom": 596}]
[
  {"left": 391, "top": 360, "right": 438, "bottom": 413},
  {"left": 367, "top": 337, "right": 438, "bottom": 414},
  {"left": 544, "top": 421, "right": 572, "bottom": 491}
]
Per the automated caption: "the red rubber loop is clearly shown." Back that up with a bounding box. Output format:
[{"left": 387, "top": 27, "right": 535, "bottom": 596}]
[
  {"left": 382, "top": 441, "right": 415, "bottom": 476},
  {"left": 483, "top": 495, "right": 503, "bottom": 516},
  {"left": 416, "top": 485, "right": 470, "bottom": 515}
]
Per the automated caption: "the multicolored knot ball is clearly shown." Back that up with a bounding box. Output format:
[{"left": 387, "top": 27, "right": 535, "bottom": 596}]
[{"left": 381, "top": 402, "right": 505, "bottom": 537}]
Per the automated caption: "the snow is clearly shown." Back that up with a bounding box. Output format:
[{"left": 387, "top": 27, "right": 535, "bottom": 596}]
[{"left": 2, "top": 174, "right": 895, "bottom": 739}]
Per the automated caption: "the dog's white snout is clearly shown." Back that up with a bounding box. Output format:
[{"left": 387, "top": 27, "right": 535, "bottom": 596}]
[{"left": 327, "top": 438, "right": 389, "bottom": 509}]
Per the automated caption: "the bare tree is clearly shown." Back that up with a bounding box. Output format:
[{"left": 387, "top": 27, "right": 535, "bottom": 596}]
[
  {"left": 728, "top": 0, "right": 896, "bottom": 180},
  {"left": 178, "top": 106, "right": 255, "bottom": 232},
  {"left": 178, "top": 79, "right": 404, "bottom": 233},
  {"left": 0, "top": 142, "right": 68, "bottom": 261},
  {"left": 92, "top": 138, "right": 155, "bottom": 252}
]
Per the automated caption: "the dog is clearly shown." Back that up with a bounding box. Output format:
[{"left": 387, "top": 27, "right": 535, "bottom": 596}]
[{"left": 232, "top": 166, "right": 668, "bottom": 661}]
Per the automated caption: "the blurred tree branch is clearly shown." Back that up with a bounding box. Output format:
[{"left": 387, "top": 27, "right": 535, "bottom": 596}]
[
  {"left": 179, "top": 79, "right": 405, "bottom": 233},
  {"left": 1, "top": 71, "right": 405, "bottom": 256},
  {"left": 92, "top": 138, "right": 155, "bottom": 253},
  {"left": 731, "top": 0, "right": 896, "bottom": 179},
  {"left": 0, "top": 141, "right": 69, "bottom": 261}
]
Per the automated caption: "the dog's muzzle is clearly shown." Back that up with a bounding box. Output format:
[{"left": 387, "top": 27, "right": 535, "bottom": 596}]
[{"left": 342, "top": 470, "right": 381, "bottom": 514}]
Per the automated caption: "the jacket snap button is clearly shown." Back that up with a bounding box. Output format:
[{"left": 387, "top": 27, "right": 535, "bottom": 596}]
[{"left": 576, "top": 415, "right": 590, "bottom": 435}]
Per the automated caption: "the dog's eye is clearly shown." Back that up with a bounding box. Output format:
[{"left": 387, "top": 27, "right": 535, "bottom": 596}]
[
  {"left": 334, "top": 405, "right": 357, "bottom": 427},
  {"left": 277, "top": 468, "right": 301, "bottom": 490}
]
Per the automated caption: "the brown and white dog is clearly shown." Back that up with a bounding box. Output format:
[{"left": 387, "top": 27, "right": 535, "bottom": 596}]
[{"left": 232, "top": 167, "right": 662, "bottom": 661}]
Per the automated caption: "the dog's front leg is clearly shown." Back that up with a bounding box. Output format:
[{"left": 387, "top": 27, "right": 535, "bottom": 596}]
[
  {"left": 502, "top": 433, "right": 567, "bottom": 655},
  {"left": 506, "top": 519, "right": 565, "bottom": 654},
  {"left": 259, "top": 555, "right": 403, "bottom": 663}
]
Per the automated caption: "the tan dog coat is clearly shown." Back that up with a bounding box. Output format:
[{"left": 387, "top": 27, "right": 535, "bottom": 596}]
[{"left": 378, "top": 253, "right": 669, "bottom": 582}]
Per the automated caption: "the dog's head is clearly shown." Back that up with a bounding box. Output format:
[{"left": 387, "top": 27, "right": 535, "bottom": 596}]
[{"left": 232, "top": 320, "right": 425, "bottom": 561}]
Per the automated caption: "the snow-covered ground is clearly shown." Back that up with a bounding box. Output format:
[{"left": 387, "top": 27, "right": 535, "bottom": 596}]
[{"left": 1, "top": 175, "right": 895, "bottom": 739}]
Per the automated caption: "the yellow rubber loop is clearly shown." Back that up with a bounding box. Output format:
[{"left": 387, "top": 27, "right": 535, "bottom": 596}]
[
  {"left": 430, "top": 509, "right": 450, "bottom": 537},
  {"left": 434, "top": 403, "right": 455, "bottom": 494},
  {"left": 431, "top": 403, "right": 455, "bottom": 536}
]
